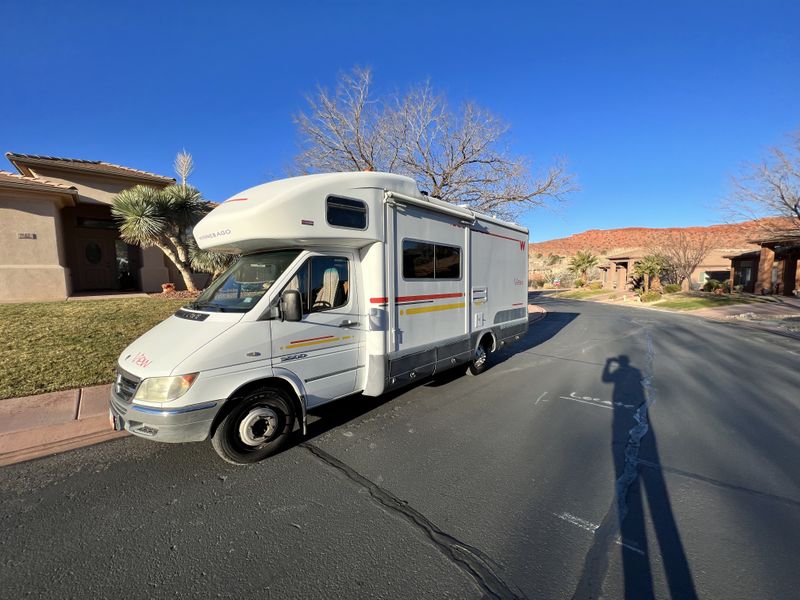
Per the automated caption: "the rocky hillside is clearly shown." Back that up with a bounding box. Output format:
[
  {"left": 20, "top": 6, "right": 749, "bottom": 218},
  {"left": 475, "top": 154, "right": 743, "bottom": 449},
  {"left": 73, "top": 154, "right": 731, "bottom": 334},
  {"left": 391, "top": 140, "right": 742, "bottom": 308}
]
[{"left": 528, "top": 219, "right": 788, "bottom": 258}]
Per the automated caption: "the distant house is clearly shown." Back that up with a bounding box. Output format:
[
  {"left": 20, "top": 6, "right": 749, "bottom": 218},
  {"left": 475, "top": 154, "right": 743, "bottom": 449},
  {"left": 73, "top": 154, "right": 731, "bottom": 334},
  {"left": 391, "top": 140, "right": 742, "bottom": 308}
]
[
  {"left": 528, "top": 222, "right": 763, "bottom": 290},
  {"left": 727, "top": 231, "right": 800, "bottom": 296},
  {"left": 597, "top": 249, "right": 744, "bottom": 291},
  {"left": 0, "top": 152, "right": 204, "bottom": 302}
]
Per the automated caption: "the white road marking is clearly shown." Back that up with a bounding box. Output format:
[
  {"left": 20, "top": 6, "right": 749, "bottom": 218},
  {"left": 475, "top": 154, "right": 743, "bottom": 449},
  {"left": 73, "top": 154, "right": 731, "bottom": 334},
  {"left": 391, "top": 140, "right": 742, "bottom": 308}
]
[
  {"left": 557, "top": 391, "right": 635, "bottom": 410},
  {"left": 535, "top": 392, "right": 548, "bottom": 405},
  {"left": 558, "top": 396, "right": 613, "bottom": 410},
  {"left": 555, "top": 511, "right": 597, "bottom": 532},
  {"left": 554, "top": 512, "right": 646, "bottom": 555}
]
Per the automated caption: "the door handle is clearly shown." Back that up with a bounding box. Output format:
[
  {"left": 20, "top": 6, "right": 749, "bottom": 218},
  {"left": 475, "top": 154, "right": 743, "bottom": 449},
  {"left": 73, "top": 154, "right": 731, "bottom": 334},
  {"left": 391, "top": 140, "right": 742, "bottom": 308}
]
[{"left": 339, "top": 320, "right": 359, "bottom": 328}]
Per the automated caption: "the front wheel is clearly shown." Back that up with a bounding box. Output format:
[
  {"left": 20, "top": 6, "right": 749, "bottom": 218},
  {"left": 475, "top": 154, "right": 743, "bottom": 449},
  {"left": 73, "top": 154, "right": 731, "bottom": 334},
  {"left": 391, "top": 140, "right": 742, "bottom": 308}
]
[
  {"left": 467, "top": 343, "right": 490, "bottom": 376},
  {"left": 211, "top": 387, "right": 295, "bottom": 465}
]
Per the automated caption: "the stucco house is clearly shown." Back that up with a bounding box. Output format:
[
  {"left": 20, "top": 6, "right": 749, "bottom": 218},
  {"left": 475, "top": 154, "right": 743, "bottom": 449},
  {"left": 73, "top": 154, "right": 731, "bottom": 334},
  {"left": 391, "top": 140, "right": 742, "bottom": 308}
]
[{"left": 0, "top": 152, "right": 200, "bottom": 302}]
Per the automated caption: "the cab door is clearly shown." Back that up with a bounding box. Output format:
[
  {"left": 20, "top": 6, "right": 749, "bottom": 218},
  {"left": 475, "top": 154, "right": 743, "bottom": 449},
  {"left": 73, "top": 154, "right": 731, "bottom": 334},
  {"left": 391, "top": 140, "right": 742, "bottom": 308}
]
[{"left": 270, "top": 252, "right": 362, "bottom": 407}]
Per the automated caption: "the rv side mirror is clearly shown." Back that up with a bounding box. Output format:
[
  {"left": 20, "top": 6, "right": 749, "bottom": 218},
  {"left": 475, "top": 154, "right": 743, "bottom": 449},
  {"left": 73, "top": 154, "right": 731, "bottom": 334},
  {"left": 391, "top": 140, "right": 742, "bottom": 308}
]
[{"left": 280, "top": 290, "right": 303, "bottom": 322}]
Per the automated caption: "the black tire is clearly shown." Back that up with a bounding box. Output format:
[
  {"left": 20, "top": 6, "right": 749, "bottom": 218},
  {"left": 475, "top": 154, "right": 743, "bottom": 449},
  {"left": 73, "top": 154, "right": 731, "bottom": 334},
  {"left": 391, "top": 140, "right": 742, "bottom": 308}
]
[
  {"left": 211, "top": 387, "right": 295, "bottom": 465},
  {"left": 467, "top": 341, "right": 490, "bottom": 376}
]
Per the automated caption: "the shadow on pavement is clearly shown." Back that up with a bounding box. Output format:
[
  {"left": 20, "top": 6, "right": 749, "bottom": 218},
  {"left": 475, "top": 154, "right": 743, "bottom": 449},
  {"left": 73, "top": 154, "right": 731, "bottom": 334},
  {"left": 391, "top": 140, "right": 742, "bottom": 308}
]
[
  {"left": 602, "top": 355, "right": 697, "bottom": 600},
  {"left": 294, "top": 309, "right": 577, "bottom": 446}
]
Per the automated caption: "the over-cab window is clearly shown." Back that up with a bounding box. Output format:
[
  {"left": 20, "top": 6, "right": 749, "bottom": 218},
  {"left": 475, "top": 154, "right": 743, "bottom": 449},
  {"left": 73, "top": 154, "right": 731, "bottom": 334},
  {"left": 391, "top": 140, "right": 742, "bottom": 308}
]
[
  {"left": 283, "top": 256, "right": 350, "bottom": 313},
  {"left": 326, "top": 196, "right": 367, "bottom": 229},
  {"left": 403, "top": 241, "right": 461, "bottom": 280}
]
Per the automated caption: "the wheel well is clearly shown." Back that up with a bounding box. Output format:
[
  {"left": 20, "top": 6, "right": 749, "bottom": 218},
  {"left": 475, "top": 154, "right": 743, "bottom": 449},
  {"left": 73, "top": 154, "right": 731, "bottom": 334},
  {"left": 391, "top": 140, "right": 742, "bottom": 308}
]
[
  {"left": 478, "top": 332, "right": 497, "bottom": 353},
  {"left": 209, "top": 377, "right": 303, "bottom": 438}
]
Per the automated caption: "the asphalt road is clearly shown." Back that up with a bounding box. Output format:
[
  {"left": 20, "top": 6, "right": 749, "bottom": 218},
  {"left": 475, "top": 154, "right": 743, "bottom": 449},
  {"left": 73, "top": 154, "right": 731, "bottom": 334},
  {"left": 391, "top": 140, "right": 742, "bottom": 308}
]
[{"left": 2, "top": 294, "right": 800, "bottom": 599}]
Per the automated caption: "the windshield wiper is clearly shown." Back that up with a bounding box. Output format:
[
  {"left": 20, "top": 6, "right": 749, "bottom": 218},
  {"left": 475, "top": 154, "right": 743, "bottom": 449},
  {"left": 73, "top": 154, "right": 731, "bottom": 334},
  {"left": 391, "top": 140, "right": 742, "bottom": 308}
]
[{"left": 186, "top": 302, "right": 227, "bottom": 312}]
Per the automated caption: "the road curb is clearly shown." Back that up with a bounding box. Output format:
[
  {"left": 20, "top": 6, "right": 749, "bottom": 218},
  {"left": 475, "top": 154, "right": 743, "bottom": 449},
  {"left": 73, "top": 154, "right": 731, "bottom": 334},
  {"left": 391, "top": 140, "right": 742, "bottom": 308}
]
[
  {"left": 528, "top": 305, "right": 548, "bottom": 323},
  {"left": 0, "top": 384, "right": 127, "bottom": 467}
]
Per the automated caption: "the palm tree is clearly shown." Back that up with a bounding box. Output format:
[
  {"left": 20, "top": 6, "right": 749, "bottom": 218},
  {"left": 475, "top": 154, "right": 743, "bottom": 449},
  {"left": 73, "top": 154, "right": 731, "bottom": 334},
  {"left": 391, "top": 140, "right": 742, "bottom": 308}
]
[
  {"left": 112, "top": 184, "right": 207, "bottom": 292},
  {"left": 190, "top": 246, "right": 237, "bottom": 281},
  {"left": 633, "top": 254, "right": 668, "bottom": 292},
  {"left": 568, "top": 250, "right": 599, "bottom": 283}
]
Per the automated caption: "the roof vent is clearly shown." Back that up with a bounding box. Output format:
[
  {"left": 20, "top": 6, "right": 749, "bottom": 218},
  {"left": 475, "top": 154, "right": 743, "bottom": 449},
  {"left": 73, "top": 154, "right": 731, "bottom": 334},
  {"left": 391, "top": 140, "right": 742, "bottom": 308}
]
[{"left": 420, "top": 190, "right": 429, "bottom": 196}]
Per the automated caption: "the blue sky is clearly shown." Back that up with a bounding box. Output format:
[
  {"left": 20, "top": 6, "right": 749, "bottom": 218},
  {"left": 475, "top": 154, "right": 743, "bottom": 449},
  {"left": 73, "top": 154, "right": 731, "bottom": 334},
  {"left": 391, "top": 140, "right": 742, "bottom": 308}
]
[{"left": 1, "top": 0, "right": 798, "bottom": 241}]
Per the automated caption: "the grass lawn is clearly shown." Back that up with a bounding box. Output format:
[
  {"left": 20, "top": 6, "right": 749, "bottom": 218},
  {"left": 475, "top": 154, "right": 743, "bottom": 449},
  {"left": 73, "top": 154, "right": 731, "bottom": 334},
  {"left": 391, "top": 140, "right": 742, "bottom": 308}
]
[
  {"left": 0, "top": 298, "right": 186, "bottom": 400},
  {"left": 556, "top": 288, "right": 611, "bottom": 300},
  {"left": 654, "top": 293, "right": 767, "bottom": 311}
]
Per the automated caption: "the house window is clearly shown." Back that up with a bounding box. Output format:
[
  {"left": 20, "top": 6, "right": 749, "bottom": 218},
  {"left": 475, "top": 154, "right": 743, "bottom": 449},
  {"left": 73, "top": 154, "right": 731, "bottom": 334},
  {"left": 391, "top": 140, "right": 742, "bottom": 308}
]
[
  {"left": 326, "top": 196, "right": 367, "bottom": 229},
  {"left": 77, "top": 217, "right": 117, "bottom": 230},
  {"left": 403, "top": 240, "right": 461, "bottom": 279}
]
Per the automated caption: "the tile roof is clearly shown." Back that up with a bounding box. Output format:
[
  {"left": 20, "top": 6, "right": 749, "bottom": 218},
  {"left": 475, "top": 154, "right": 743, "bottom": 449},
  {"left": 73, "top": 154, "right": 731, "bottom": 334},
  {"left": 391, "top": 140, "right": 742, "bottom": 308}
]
[
  {"left": 0, "top": 169, "right": 78, "bottom": 195},
  {"left": 6, "top": 152, "right": 175, "bottom": 184}
]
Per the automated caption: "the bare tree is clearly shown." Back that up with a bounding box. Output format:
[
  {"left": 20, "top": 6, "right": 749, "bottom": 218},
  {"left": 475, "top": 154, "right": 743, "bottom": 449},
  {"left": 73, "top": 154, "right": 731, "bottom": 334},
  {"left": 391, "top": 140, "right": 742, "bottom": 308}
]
[
  {"left": 174, "top": 149, "right": 194, "bottom": 190},
  {"left": 726, "top": 131, "right": 800, "bottom": 236},
  {"left": 294, "top": 67, "right": 576, "bottom": 219},
  {"left": 656, "top": 232, "right": 713, "bottom": 291}
]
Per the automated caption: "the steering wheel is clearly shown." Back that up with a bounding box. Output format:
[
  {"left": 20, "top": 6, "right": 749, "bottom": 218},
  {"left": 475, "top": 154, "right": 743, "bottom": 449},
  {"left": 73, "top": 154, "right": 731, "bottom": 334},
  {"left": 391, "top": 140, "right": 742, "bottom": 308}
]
[{"left": 313, "top": 301, "right": 331, "bottom": 310}]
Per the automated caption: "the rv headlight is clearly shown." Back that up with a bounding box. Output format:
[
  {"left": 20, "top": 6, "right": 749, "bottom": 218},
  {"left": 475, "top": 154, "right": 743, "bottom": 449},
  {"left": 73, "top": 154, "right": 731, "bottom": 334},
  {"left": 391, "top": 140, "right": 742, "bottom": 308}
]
[{"left": 133, "top": 373, "right": 198, "bottom": 403}]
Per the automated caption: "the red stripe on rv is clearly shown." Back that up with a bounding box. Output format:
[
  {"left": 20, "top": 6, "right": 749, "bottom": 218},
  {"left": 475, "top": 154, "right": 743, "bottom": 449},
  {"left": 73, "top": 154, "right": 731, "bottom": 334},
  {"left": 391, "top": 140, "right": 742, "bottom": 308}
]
[
  {"left": 473, "top": 229, "right": 526, "bottom": 250},
  {"left": 289, "top": 335, "right": 335, "bottom": 344},
  {"left": 369, "top": 293, "right": 464, "bottom": 304},
  {"left": 225, "top": 197, "right": 249, "bottom": 203}
]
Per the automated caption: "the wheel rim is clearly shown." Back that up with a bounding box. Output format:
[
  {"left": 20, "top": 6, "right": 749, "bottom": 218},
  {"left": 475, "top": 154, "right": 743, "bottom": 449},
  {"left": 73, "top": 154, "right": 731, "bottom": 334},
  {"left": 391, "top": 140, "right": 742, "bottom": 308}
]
[
  {"left": 238, "top": 406, "right": 279, "bottom": 446},
  {"left": 474, "top": 346, "right": 487, "bottom": 368}
]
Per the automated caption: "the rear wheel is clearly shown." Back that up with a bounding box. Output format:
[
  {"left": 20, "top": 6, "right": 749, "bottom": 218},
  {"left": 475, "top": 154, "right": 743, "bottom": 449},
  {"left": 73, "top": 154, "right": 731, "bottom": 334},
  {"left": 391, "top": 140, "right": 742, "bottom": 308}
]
[
  {"left": 211, "top": 387, "right": 295, "bottom": 465},
  {"left": 467, "top": 342, "right": 490, "bottom": 376}
]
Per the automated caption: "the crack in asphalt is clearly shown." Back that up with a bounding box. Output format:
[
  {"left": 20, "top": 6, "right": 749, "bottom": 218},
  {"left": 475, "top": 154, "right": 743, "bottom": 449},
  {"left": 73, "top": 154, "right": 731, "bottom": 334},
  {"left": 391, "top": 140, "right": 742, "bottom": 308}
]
[
  {"left": 571, "top": 324, "right": 657, "bottom": 600},
  {"left": 301, "top": 442, "right": 526, "bottom": 600},
  {"left": 636, "top": 459, "right": 800, "bottom": 509}
]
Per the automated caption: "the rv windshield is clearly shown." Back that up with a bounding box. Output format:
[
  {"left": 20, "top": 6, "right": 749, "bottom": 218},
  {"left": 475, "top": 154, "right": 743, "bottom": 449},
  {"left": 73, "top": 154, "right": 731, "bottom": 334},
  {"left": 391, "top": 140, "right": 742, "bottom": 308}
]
[{"left": 188, "top": 250, "right": 302, "bottom": 313}]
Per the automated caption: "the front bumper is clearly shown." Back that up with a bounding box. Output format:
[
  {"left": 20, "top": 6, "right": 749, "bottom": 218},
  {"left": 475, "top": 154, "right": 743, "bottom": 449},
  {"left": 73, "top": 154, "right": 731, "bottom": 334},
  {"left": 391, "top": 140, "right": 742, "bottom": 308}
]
[{"left": 109, "top": 387, "right": 221, "bottom": 443}]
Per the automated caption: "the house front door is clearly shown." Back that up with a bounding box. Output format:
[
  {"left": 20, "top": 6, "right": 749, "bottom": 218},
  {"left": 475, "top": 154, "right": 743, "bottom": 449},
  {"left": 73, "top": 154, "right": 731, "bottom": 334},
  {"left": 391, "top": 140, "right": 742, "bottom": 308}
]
[{"left": 73, "top": 236, "right": 117, "bottom": 291}]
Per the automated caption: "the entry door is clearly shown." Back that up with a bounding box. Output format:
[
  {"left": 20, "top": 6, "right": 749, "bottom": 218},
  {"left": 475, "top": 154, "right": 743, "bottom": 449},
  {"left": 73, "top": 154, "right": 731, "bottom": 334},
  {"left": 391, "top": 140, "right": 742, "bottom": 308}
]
[
  {"left": 270, "top": 252, "right": 362, "bottom": 407},
  {"left": 74, "top": 236, "right": 117, "bottom": 291}
]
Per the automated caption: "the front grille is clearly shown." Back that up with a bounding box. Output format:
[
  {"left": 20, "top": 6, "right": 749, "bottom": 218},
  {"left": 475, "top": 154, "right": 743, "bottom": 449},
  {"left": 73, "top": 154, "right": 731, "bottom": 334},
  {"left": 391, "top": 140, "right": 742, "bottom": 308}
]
[{"left": 114, "top": 369, "right": 140, "bottom": 402}]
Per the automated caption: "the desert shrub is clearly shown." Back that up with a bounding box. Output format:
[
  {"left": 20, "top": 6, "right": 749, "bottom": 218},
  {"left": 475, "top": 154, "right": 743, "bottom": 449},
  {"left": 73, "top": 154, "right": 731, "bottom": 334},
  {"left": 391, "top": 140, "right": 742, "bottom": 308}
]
[
  {"left": 588, "top": 281, "right": 603, "bottom": 290},
  {"left": 639, "top": 291, "right": 662, "bottom": 303},
  {"left": 529, "top": 276, "right": 546, "bottom": 289},
  {"left": 574, "top": 278, "right": 586, "bottom": 288},
  {"left": 663, "top": 284, "right": 681, "bottom": 294},
  {"left": 543, "top": 282, "right": 554, "bottom": 289},
  {"left": 703, "top": 279, "right": 723, "bottom": 292}
]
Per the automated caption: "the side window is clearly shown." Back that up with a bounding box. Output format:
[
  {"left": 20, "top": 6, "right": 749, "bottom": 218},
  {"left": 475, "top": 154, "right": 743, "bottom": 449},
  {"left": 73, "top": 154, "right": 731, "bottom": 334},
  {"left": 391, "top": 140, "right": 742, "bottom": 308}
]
[
  {"left": 435, "top": 244, "right": 461, "bottom": 279},
  {"left": 403, "top": 240, "right": 460, "bottom": 279},
  {"left": 327, "top": 196, "right": 367, "bottom": 229},
  {"left": 402, "top": 241, "right": 435, "bottom": 278},
  {"left": 309, "top": 256, "right": 349, "bottom": 312}
]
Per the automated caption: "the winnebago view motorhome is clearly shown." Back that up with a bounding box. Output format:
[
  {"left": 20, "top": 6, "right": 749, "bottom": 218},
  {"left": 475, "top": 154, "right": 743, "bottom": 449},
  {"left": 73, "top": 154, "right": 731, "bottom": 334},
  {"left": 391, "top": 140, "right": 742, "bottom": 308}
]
[{"left": 110, "top": 172, "right": 530, "bottom": 463}]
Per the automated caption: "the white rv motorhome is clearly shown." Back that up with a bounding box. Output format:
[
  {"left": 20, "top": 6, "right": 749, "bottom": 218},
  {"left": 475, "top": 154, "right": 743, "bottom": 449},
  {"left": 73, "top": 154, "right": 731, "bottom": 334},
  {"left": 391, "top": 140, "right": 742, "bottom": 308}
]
[{"left": 110, "top": 172, "right": 530, "bottom": 463}]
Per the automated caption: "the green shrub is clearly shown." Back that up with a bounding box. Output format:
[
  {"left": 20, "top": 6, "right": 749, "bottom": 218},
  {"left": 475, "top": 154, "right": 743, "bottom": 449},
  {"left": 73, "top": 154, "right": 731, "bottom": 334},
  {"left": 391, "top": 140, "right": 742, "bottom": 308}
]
[
  {"left": 543, "top": 282, "right": 554, "bottom": 289},
  {"left": 574, "top": 278, "right": 586, "bottom": 288},
  {"left": 588, "top": 281, "right": 603, "bottom": 290},
  {"left": 640, "top": 291, "right": 662, "bottom": 303},
  {"left": 703, "top": 279, "right": 723, "bottom": 292},
  {"left": 663, "top": 284, "right": 681, "bottom": 294}
]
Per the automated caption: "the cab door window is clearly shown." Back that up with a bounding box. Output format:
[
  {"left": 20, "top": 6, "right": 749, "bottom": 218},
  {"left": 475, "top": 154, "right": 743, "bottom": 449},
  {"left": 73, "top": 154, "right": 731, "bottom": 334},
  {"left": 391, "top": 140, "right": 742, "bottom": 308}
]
[
  {"left": 310, "top": 256, "right": 349, "bottom": 312},
  {"left": 283, "top": 256, "right": 350, "bottom": 314}
]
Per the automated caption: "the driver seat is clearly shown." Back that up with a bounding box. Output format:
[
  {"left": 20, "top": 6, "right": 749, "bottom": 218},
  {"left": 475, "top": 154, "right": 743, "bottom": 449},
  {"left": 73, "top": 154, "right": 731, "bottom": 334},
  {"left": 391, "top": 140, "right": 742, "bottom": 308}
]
[{"left": 312, "top": 268, "right": 341, "bottom": 310}]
